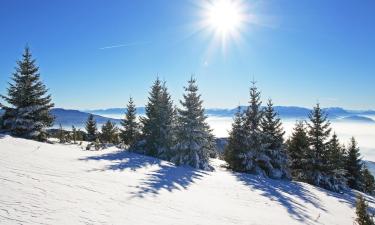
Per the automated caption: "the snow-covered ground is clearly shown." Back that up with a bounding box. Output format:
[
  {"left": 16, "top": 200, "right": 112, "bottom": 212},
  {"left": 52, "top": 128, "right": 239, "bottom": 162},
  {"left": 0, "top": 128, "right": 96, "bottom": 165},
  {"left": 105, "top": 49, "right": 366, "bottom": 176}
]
[{"left": 0, "top": 135, "right": 374, "bottom": 225}]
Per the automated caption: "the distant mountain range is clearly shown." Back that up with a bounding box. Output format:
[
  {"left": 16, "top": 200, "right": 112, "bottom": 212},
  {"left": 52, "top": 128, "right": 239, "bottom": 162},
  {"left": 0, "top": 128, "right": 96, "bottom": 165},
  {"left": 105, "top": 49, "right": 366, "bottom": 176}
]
[
  {"left": 1, "top": 106, "right": 374, "bottom": 129},
  {"left": 86, "top": 106, "right": 375, "bottom": 120}
]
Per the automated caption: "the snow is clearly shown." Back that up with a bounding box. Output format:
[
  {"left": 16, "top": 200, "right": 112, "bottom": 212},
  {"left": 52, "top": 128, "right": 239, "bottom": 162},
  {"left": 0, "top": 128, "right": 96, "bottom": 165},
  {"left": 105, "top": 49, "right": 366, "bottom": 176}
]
[{"left": 0, "top": 135, "right": 374, "bottom": 225}]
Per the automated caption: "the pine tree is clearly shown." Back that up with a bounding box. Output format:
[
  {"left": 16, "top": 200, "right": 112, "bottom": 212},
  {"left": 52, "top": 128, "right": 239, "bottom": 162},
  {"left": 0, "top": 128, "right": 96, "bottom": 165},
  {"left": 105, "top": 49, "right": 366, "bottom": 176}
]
[
  {"left": 224, "top": 106, "right": 247, "bottom": 171},
  {"left": 172, "top": 77, "right": 214, "bottom": 170},
  {"left": 287, "top": 121, "right": 310, "bottom": 180},
  {"left": 306, "top": 103, "right": 332, "bottom": 186},
  {"left": 85, "top": 114, "right": 97, "bottom": 142},
  {"left": 1, "top": 46, "right": 54, "bottom": 140},
  {"left": 141, "top": 78, "right": 175, "bottom": 159},
  {"left": 58, "top": 124, "right": 65, "bottom": 143},
  {"left": 241, "top": 81, "right": 267, "bottom": 175},
  {"left": 72, "top": 125, "right": 77, "bottom": 144},
  {"left": 120, "top": 97, "right": 141, "bottom": 147},
  {"left": 326, "top": 133, "right": 348, "bottom": 191},
  {"left": 362, "top": 165, "right": 375, "bottom": 195},
  {"left": 260, "top": 99, "right": 290, "bottom": 179},
  {"left": 355, "top": 194, "right": 374, "bottom": 225},
  {"left": 100, "top": 120, "right": 118, "bottom": 144},
  {"left": 346, "top": 137, "right": 363, "bottom": 190}
]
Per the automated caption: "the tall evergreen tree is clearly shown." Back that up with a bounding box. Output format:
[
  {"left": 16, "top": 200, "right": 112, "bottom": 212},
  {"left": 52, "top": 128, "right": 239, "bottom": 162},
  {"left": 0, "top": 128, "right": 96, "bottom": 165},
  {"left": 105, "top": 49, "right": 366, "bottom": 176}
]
[
  {"left": 172, "top": 77, "right": 214, "bottom": 170},
  {"left": 1, "top": 46, "right": 54, "bottom": 140},
  {"left": 327, "top": 133, "right": 346, "bottom": 171},
  {"left": 260, "top": 99, "right": 290, "bottom": 179},
  {"left": 141, "top": 78, "right": 175, "bottom": 159},
  {"left": 224, "top": 107, "right": 248, "bottom": 171},
  {"left": 306, "top": 103, "right": 332, "bottom": 185},
  {"left": 287, "top": 121, "right": 310, "bottom": 180},
  {"left": 85, "top": 114, "right": 97, "bottom": 141},
  {"left": 346, "top": 137, "right": 363, "bottom": 190},
  {"left": 120, "top": 97, "right": 141, "bottom": 147},
  {"left": 101, "top": 120, "right": 118, "bottom": 144},
  {"left": 240, "top": 81, "right": 267, "bottom": 175},
  {"left": 355, "top": 194, "right": 374, "bottom": 225}
]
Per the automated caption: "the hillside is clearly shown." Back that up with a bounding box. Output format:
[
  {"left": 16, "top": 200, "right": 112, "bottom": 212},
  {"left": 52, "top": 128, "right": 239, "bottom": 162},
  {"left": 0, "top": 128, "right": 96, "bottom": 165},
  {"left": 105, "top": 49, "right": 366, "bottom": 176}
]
[{"left": 0, "top": 135, "right": 373, "bottom": 225}]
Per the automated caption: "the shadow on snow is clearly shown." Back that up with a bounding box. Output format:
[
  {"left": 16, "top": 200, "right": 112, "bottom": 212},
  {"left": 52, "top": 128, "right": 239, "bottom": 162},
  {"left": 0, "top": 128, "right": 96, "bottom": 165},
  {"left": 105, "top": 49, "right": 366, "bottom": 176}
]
[
  {"left": 234, "top": 173, "right": 325, "bottom": 224},
  {"left": 79, "top": 150, "right": 207, "bottom": 197}
]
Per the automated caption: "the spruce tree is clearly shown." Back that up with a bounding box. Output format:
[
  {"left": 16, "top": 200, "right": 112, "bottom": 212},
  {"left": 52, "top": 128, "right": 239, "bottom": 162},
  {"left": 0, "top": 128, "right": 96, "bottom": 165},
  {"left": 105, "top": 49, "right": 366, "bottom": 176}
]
[
  {"left": 141, "top": 78, "right": 175, "bottom": 159},
  {"left": 346, "top": 137, "right": 363, "bottom": 190},
  {"left": 72, "top": 125, "right": 77, "bottom": 144},
  {"left": 85, "top": 114, "right": 97, "bottom": 141},
  {"left": 306, "top": 103, "right": 332, "bottom": 185},
  {"left": 362, "top": 165, "right": 375, "bottom": 195},
  {"left": 120, "top": 97, "right": 141, "bottom": 147},
  {"left": 58, "top": 124, "right": 65, "bottom": 143},
  {"left": 173, "top": 77, "right": 214, "bottom": 170},
  {"left": 260, "top": 99, "right": 290, "bottom": 179},
  {"left": 241, "top": 81, "right": 267, "bottom": 175},
  {"left": 355, "top": 194, "right": 374, "bottom": 225},
  {"left": 326, "top": 133, "right": 348, "bottom": 191},
  {"left": 287, "top": 121, "right": 310, "bottom": 180},
  {"left": 100, "top": 120, "right": 118, "bottom": 144},
  {"left": 1, "top": 46, "right": 54, "bottom": 140},
  {"left": 224, "top": 106, "right": 247, "bottom": 171}
]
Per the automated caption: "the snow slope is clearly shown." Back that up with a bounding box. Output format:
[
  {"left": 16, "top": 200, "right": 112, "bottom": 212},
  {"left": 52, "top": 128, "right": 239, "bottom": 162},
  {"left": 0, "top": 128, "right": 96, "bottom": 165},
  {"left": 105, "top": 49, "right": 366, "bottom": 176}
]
[{"left": 0, "top": 135, "right": 374, "bottom": 225}]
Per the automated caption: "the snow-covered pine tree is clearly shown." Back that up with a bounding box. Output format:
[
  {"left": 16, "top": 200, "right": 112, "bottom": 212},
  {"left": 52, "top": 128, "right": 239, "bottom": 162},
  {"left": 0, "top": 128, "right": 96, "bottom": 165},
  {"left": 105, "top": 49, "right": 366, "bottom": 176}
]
[
  {"left": 58, "top": 124, "right": 65, "bottom": 143},
  {"left": 346, "top": 137, "right": 363, "bottom": 190},
  {"left": 355, "top": 194, "right": 374, "bottom": 225},
  {"left": 224, "top": 106, "right": 248, "bottom": 171},
  {"left": 158, "top": 82, "right": 176, "bottom": 160},
  {"left": 172, "top": 77, "right": 214, "bottom": 170},
  {"left": 286, "top": 121, "right": 310, "bottom": 180},
  {"left": 240, "top": 81, "right": 268, "bottom": 175},
  {"left": 1, "top": 46, "right": 54, "bottom": 141},
  {"left": 362, "top": 165, "right": 375, "bottom": 195},
  {"left": 260, "top": 99, "right": 290, "bottom": 179},
  {"left": 85, "top": 114, "right": 97, "bottom": 141},
  {"left": 100, "top": 120, "right": 118, "bottom": 145},
  {"left": 306, "top": 103, "right": 332, "bottom": 188},
  {"left": 326, "top": 133, "right": 347, "bottom": 191},
  {"left": 72, "top": 125, "right": 77, "bottom": 144},
  {"left": 141, "top": 78, "right": 175, "bottom": 159},
  {"left": 120, "top": 97, "right": 141, "bottom": 148}
]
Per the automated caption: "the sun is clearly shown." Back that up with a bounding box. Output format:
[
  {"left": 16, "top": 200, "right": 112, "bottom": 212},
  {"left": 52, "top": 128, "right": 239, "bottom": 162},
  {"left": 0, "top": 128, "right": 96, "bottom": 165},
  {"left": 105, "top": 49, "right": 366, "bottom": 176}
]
[
  {"left": 202, "top": 0, "right": 247, "bottom": 47},
  {"left": 207, "top": 0, "right": 243, "bottom": 35}
]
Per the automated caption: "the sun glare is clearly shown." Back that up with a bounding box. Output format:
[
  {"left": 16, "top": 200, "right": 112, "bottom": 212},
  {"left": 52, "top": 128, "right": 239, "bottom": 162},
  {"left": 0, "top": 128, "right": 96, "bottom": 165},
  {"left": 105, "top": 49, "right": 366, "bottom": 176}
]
[
  {"left": 202, "top": 0, "right": 247, "bottom": 47},
  {"left": 207, "top": 0, "right": 243, "bottom": 34}
]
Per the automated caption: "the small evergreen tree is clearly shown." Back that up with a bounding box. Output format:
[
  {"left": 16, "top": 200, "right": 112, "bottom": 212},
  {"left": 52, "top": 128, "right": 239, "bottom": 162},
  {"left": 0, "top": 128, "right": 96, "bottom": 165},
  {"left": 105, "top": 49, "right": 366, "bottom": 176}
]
[
  {"left": 85, "top": 114, "right": 97, "bottom": 141},
  {"left": 346, "top": 137, "right": 363, "bottom": 190},
  {"left": 100, "top": 120, "right": 118, "bottom": 144},
  {"left": 287, "top": 121, "right": 310, "bottom": 180},
  {"left": 260, "top": 99, "right": 290, "bottom": 179},
  {"left": 224, "top": 107, "right": 248, "bottom": 171},
  {"left": 1, "top": 46, "right": 54, "bottom": 140},
  {"left": 355, "top": 194, "right": 374, "bottom": 225},
  {"left": 172, "top": 77, "right": 214, "bottom": 170},
  {"left": 58, "top": 124, "right": 65, "bottom": 143},
  {"left": 362, "top": 165, "right": 375, "bottom": 195},
  {"left": 120, "top": 97, "right": 141, "bottom": 147},
  {"left": 72, "top": 125, "right": 77, "bottom": 144}
]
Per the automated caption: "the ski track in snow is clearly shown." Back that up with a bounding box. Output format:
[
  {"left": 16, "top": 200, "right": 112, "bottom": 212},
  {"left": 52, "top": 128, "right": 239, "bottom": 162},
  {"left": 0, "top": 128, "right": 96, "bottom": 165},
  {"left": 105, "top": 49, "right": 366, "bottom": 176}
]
[{"left": 0, "top": 134, "right": 374, "bottom": 225}]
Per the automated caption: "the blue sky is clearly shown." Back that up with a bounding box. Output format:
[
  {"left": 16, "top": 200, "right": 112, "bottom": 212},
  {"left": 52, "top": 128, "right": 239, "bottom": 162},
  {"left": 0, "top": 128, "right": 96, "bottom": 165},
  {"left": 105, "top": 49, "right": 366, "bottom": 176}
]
[{"left": 0, "top": 0, "right": 374, "bottom": 110}]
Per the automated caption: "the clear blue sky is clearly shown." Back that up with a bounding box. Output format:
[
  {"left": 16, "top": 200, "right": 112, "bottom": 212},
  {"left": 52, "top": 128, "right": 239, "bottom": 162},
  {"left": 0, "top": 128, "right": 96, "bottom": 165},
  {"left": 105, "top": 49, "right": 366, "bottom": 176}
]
[{"left": 0, "top": 0, "right": 374, "bottom": 110}]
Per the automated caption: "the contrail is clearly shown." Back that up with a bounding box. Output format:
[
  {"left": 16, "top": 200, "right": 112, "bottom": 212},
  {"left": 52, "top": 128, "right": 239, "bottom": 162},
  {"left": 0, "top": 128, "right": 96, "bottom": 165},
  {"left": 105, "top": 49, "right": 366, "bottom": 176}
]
[{"left": 99, "top": 41, "right": 150, "bottom": 50}]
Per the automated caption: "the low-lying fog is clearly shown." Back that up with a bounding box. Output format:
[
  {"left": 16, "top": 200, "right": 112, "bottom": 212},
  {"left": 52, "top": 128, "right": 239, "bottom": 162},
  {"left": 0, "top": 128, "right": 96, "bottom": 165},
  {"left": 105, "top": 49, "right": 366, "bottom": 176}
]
[{"left": 207, "top": 116, "right": 375, "bottom": 161}]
